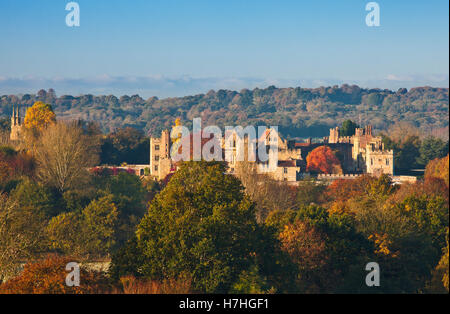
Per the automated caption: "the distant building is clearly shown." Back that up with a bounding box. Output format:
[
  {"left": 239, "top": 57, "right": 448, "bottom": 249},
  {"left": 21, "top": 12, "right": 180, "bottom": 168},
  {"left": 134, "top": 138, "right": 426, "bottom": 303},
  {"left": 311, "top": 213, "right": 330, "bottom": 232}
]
[
  {"left": 10, "top": 105, "right": 24, "bottom": 141},
  {"left": 150, "top": 124, "right": 394, "bottom": 182},
  {"left": 325, "top": 125, "right": 394, "bottom": 176}
]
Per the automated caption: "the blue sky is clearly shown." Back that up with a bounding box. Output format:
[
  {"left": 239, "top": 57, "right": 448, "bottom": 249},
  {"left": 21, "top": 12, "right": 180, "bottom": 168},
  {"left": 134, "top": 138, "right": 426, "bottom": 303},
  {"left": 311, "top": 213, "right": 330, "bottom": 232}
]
[{"left": 0, "top": 0, "right": 448, "bottom": 97}]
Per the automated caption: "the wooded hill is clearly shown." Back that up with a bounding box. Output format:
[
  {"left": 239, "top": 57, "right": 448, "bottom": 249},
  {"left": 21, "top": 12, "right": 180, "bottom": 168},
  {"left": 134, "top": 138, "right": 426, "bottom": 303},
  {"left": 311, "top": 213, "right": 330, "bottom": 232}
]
[{"left": 1, "top": 85, "right": 448, "bottom": 138}]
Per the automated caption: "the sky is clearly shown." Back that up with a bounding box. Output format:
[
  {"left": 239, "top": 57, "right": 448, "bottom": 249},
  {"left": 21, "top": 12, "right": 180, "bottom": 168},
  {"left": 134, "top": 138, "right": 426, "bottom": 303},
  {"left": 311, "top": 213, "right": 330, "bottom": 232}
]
[{"left": 0, "top": 0, "right": 448, "bottom": 98}]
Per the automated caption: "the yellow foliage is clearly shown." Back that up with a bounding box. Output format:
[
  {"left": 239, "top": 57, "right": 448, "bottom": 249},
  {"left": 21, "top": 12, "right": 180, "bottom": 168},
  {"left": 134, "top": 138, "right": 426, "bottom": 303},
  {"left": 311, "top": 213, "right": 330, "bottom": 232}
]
[
  {"left": 24, "top": 101, "right": 56, "bottom": 132},
  {"left": 369, "top": 233, "right": 397, "bottom": 257}
]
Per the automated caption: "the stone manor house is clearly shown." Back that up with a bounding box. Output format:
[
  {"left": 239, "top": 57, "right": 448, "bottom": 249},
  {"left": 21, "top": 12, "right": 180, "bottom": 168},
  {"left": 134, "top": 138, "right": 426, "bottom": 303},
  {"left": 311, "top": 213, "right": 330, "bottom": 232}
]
[{"left": 149, "top": 125, "right": 395, "bottom": 182}]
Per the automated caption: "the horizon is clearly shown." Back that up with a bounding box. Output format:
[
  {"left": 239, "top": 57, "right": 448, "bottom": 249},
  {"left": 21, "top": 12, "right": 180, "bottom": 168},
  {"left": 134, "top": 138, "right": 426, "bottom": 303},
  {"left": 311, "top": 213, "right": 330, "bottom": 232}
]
[{"left": 2, "top": 83, "right": 449, "bottom": 101}]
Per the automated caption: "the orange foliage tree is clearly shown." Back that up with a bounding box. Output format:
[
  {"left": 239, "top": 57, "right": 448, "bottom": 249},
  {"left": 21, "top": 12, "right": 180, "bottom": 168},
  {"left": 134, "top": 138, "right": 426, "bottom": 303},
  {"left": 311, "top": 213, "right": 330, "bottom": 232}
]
[
  {"left": 0, "top": 255, "right": 111, "bottom": 294},
  {"left": 306, "top": 146, "right": 342, "bottom": 174},
  {"left": 278, "top": 220, "right": 329, "bottom": 292},
  {"left": 24, "top": 101, "right": 56, "bottom": 132},
  {"left": 425, "top": 154, "right": 449, "bottom": 187},
  {"left": 325, "top": 175, "right": 373, "bottom": 202}
]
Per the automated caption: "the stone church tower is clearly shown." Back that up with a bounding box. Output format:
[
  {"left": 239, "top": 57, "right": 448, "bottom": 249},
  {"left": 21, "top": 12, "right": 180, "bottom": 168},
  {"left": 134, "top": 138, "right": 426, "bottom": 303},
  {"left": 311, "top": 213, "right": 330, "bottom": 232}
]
[{"left": 10, "top": 105, "right": 23, "bottom": 141}]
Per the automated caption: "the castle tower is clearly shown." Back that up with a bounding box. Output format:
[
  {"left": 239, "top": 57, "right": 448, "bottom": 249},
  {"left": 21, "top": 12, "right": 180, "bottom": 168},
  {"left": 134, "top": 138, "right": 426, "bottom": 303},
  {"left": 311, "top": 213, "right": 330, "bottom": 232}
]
[
  {"left": 329, "top": 127, "right": 339, "bottom": 143},
  {"left": 10, "top": 105, "right": 23, "bottom": 141}
]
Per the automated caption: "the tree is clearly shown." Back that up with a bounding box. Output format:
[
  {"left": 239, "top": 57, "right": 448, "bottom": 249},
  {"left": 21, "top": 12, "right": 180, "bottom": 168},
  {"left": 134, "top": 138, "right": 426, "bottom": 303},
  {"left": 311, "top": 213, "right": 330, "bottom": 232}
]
[
  {"left": 33, "top": 122, "right": 100, "bottom": 193},
  {"left": 269, "top": 204, "right": 372, "bottom": 293},
  {"left": 135, "top": 161, "right": 259, "bottom": 293},
  {"left": 95, "top": 172, "right": 147, "bottom": 249},
  {"left": 436, "top": 229, "right": 449, "bottom": 291},
  {"left": 0, "top": 146, "right": 35, "bottom": 192},
  {"left": 24, "top": 101, "right": 56, "bottom": 132},
  {"left": 100, "top": 127, "right": 150, "bottom": 165},
  {"left": 11, "top": 178, "right": 61, "bottom": 217},
  {"left": 81, "top": 196, "right": 119, "bottom": 256},
  {"left": 306, "top": 146, "right": 343, "bottom": 174},
  {"left": 0, "top": 255, "right": 111, "bottom": 294},
  {"left": 0, "top": 194, "right": 47, "bottom": 281},
  {"left": 417, "top": 137, "right": 448, "bottom": 167},
  {"left": 383, "top": 134, "right": 421, "bottom": 172},
  {"left": 296, "top": 178, "right": 327, "bottom": 207},
  {"left": 351, "top": 182, "right": 444, "bottom": 293},
  {"left": 279, "top": 220, "right": 328, "bottom": 293},
  {"left": 340, "top": 120, "right": 358, "bottom": 137},
  {"left": 235, "top": 161, "right": 297, "bottom": 222},
  {"left": 425, "top": 154, "right": 449, "bottom": 187},
  {"left": 47, "top": 195, "right": 118, "bottom": 259}
]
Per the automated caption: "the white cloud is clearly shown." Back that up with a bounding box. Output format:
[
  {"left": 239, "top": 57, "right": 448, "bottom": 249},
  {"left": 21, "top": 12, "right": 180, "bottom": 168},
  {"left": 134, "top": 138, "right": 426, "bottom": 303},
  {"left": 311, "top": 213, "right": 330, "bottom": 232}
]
[{"left": 0, "top": 75, "right": 447, "bottom": 98}]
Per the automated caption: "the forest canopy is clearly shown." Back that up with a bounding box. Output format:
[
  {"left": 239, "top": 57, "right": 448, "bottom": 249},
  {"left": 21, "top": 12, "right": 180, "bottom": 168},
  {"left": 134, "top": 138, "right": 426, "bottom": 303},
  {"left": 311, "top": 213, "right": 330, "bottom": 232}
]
[{"left": 1, "top": 85, "right": 448, "bottom": 139}]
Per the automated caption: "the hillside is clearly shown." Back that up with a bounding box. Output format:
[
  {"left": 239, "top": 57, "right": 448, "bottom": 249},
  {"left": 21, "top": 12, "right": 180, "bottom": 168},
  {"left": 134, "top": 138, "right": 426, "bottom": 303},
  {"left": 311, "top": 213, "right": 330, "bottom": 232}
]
[{"left": 1, "top": 85, "right": 448, "bottom": 138}]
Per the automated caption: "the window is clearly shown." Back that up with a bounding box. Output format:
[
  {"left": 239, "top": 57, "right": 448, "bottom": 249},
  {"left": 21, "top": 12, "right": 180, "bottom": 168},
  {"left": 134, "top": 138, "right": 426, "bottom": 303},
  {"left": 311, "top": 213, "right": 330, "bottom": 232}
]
[
  {"left": 155, "top": 155, "right": 159, "bottom": 161},
  {"left": 155, "top": 165, "right": 158, "bottom": 171},
  {"left": 155, "top": 145, "right": 160, "bottom": 151},
  {"left": 284, "top": 167, "right": 288, "bottom": 174},
  {"left": 386, "top": 159, "right": 389, "bottom": 165},
  {"left": 140, "top": 169, "right": 144, "bottom": 176},
  {"left": 371, "top": 158, "right": 373, "bottom": 165}
]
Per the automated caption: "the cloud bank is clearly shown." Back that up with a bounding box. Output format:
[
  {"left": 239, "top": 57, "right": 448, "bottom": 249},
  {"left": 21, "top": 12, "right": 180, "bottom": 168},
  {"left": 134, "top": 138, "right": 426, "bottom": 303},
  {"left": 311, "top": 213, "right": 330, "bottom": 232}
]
[{"left": 0, "top": 74, "right": 448, "bottom": 98}]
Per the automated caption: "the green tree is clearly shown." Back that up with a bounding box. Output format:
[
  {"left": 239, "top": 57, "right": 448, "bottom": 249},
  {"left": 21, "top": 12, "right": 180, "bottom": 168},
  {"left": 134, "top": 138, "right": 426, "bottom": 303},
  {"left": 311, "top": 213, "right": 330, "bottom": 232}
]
[
  {"left": 100, "top": 127, "right": 150, "bottom": 165},
  {"left": 296, "top": 178, "right": 327, "bottom": 207},
  {"left": 135, "top": 161, "right": 259, "bottom": 293},
  {"left": 47, "top": 195, "right": 118, "bottom": 259},
  {"left": 82, "top": 195, "right": 118, "bottom": 256},
  {"left": 96, "top": 172, "right": 147, "bottom": 249},
  {"left": 340, "top": 120, "right": 359, "bottom": 137},
  {"left": 417, "top": 137, "right": 449, "bottom": 167},
  {"left": 11, "top": 178, "right": 61, "bottom": 217}
]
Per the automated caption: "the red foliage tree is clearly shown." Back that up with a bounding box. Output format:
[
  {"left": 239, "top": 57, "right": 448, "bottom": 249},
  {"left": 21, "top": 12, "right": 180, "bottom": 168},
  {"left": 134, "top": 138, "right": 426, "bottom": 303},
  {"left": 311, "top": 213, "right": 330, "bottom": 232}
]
[
  {"left": 325, "top": 175, "right": 373, "bottom": 202},
  {"left": 306, "top": 146, "right": 342, "bottom": 174},
  {"left": 0, "top": 147, "right": 35, "bottom": 187}
]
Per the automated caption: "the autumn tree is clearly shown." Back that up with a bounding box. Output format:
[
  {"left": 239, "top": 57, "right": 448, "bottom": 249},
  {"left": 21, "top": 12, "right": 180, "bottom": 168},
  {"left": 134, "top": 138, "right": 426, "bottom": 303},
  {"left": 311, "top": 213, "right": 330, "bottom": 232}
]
[
  {"left": 267, "top": 205, "right": 372, "bottom": 293},
  {"left": 0, "top": 146, "right": 35, "bottom": 192},
  {"left": 235, "top": 161, "right": 297, "bottom": 222},
  {"left": 279, "top": 220, "right": 328, "bottom": 293},
  {"left": 425, "top": 154, "right": 449, "bottom": 187},
  {"left": 0, "top": 255, "right": 111, "bottom": 294},
  {"left": 0, "top": 194, "right": 47, "bottom": 281},
  {"left": 306, "top": 146, "right": 343, "bottom": 174},
  {"left": 34, "top": 122, "right": 100, "bottom": 193},
  {"left": 296, "top": 178, "right": 327, "bottom": 207},
  {"left": 24, "top": 101, "right": 56, "bottom": 132},
  {"left": 348, "top": 175, "right": 447, "bottom": 293},
  {"left": 436, "top": 229, "right": 449, "bottom": 291}
]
